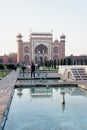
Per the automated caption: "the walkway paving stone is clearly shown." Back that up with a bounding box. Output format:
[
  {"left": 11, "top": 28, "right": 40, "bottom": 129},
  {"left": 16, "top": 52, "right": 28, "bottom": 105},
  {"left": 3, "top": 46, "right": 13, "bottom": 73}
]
[{"left": 0, "top": 70, "right": 19, "bottom": 129}]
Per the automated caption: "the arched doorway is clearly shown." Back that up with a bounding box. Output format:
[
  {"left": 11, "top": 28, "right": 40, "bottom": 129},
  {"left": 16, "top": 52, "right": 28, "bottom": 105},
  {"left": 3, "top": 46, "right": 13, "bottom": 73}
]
[{"left": 35, "top": 44, "right": 48, "bottom": 63}]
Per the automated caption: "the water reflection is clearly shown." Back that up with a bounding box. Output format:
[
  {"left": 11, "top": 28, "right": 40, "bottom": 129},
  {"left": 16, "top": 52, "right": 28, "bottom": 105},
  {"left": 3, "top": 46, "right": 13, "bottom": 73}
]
[
  {"left": 61, "top": 102, "right": 65, "bottom": 113},
  {"left": 60, "top": 87, "right": 66, "bottom": 105},
  {"left": 60, "top": 87, "right": 66, "bottom": 113},
  {"left": 66, "top": 87, "right": 87, "bottom": 96},
  {"left": 16, "top": 86, "right": 87, "bottom": 113},
  {"left": 17, "top": 88, "right": 23, "bottom": 98},
  {"left": 16, "top": 86, "right": 87, "bottom": 99},
  {"left": 5, "top": 86, "right": 87, "bottom": 130},
  {"left": 30, "top": 87, "right": 53, "bottom": 98}
]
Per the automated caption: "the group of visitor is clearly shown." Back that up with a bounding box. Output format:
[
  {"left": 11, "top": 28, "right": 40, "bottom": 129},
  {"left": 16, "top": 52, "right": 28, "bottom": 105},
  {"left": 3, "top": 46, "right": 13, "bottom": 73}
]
[{"left": 21, "top": 61, "right": 36, "bottom": 78}]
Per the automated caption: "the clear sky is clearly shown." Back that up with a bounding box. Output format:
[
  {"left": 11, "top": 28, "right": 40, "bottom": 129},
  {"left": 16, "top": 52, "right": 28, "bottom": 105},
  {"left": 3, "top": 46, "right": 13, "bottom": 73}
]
[{"left": 0, "top": 0, "right": 87, "bottom": 56}]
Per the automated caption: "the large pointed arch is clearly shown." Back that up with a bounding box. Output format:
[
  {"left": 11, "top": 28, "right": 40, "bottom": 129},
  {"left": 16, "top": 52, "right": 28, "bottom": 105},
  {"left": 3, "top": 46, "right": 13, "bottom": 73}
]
[{"left": 35, "top": 44, "right": 48, "bottom": 54}]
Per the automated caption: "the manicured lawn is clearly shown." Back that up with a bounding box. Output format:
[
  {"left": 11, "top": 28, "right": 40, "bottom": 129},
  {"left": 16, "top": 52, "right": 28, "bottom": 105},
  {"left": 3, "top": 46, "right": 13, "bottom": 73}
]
[{"left": 0, "top": 70, "right": 11, "bottom": 77}]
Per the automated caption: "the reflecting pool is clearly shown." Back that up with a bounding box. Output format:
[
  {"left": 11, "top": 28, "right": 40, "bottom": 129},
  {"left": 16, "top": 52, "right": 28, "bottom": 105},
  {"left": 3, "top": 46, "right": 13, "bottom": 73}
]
[{"left": 4, "top": 86, "right": 87, "bottom": 130}]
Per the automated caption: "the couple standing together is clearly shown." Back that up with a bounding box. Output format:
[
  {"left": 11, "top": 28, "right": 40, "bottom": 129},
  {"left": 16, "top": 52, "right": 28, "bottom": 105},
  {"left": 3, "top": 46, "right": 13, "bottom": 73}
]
[{"left": 31, "top": 62, "right": 35, "bottom": 77}]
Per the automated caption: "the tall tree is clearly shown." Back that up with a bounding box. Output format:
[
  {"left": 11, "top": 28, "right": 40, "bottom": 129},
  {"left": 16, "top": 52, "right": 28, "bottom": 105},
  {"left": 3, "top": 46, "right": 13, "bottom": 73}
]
[
  {"left": 8, "top": 52, "right": 17, "bottom": 58},
  {"left": 54, "top": 59, "right": 56, "bottom": 69}
]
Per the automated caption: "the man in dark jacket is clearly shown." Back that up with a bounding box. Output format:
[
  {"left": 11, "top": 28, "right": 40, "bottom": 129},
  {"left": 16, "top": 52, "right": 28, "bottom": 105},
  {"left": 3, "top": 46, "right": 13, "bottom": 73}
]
[{"left": 31, "top": 62, "right": 35, "bottom": 77}]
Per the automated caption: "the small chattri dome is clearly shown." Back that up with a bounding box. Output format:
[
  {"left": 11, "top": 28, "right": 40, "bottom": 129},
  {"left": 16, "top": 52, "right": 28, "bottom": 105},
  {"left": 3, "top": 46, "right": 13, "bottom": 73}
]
[
  {"left": 60, "top": 33, "right": 66, "bottom": 39},
  {"left": 16, "top": 33, "right": 23, "bottom": 38}
]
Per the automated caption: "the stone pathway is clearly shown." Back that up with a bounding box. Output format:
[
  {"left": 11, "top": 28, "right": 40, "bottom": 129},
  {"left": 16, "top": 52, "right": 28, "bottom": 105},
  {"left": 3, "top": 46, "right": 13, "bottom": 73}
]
[
  {"left": 77, "top": 81, "right": 87, "bottom": 90},
  {"left": 0, "top": 70, "right": 19, "bottom": 130}
]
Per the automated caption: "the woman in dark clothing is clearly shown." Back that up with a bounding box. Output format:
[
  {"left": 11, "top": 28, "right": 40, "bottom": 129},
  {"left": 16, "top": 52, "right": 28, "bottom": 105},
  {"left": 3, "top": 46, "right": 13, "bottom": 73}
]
[{"left": 31, "top": 62, "right": 35, "bottom": 77}]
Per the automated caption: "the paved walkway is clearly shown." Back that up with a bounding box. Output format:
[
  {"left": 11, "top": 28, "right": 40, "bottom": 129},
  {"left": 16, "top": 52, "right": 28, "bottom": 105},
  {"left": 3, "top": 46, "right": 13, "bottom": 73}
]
[
  {"left": 77, "top": 81, "right": 87, "bottom": 90},
  {"left": 0, "top": 70, "right": 19, "bottom": 130}
]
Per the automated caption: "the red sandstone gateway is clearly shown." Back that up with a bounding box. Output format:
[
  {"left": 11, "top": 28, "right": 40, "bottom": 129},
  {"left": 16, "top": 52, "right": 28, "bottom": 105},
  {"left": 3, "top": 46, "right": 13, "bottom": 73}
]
[{"left": 16, "top": 32, "right": 65, "bottom": 64}]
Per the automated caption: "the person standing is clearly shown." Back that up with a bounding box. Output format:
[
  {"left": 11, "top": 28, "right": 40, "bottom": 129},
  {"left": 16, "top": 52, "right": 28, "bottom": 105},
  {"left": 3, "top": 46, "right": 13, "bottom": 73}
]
[{"left": 31, "top": 62, "right": 35, "bottom": 77}]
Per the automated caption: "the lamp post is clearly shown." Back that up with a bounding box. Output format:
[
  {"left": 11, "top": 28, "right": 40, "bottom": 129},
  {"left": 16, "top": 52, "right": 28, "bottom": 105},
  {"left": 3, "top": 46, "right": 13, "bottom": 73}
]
[
  {"left": 60, "top": 88, "right": 66, "bottom": 105},
  {"left": 60, "top": 89, "right": 66, "bottom": 113}
]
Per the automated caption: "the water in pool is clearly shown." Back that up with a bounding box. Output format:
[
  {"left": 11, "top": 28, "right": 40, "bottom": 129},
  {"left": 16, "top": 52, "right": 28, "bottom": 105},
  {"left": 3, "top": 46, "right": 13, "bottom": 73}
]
[{"left": 4, "top": 86, "right": 87, "bottom": 130}]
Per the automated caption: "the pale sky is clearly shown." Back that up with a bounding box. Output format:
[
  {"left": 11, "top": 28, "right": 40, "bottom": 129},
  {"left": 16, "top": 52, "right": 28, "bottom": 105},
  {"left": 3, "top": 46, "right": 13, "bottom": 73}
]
[{"left": 0, "top": 0, "right": 87, "bottom": 56}]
